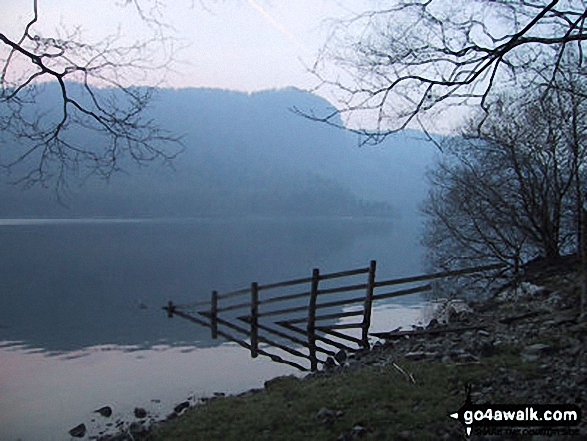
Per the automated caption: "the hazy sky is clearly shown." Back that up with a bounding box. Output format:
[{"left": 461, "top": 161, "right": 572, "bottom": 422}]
[
  {"left": 3, "top": 1, "right": 469, "bottom": 132},
  {"left": 3, "top": 0, "right": 365, "bottom": 92}
]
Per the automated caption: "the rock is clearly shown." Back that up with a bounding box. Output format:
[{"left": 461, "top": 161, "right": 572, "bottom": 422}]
[
  {"left": 546, "top": 291, "right": 563, "bottom": 306},
  {"left": 173, "top": 401, "right": 190, "bottom": 414},
  {"left": 404, "top": 351, "right": 426, "bottom": 361},
  {"left": 324, "top": 356, "right": 336, "bottom": 370},
  {"left": 134, "top": 407, "right": 147, "bottom": 419},
  {"left": 405, "top": 351, "right": 440, "bottom": 361},
  {"left": 524, "top": 343, "right": 552, "bottom": 354},
  {"left": 237, "top": 388, "right": 263, "bottom": 397},
  {"left": 95, "top": 405, "right": 113, "bottom": 417},
  {"left": 429, "top": 299, "right": 473, "bottom": 324},
  {"left": 213, "top": 392, "right": 226, "bottom": 397},
  {"left": 334, "top": 349, "right": 347, "bottom": 365},
  {"left": 351, "top": 424, "right": 366, "bottom": 437},
  {"left": 69, "top": 423, "right": 86, "bottom": 438},
  {"left": 455, "top": 352, "right": 479, "bottom": 363},
  {"left": 521, "top": 343, "right": 552, "bottom": 362},
  {"left": 497, "top": 282, "right": 542, "bottom": 302},
  {"left": 315, "top": 407, "right": 345, "bottom": 426},
  {"left": 426, "top": 318, "right": 439, "bottom": 329},
  {"left": 315, "top": 407, "right": 336, "bottom": 421},
  {"left": 264, "top": 375, "right": 297, "bottom": 390}
]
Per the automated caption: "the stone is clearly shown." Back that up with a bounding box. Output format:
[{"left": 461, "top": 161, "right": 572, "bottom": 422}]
[
  {"left": 455, "top": 352, "right": 479, "bottom": 363},
  {"left": 315, "top": 407, "right": 336, "bottom": 420},
  {"left": 237, "top": 388, "right": 263, "bottom": 397},
  {"left": 334, "top": 349, "right": 347, "bottom": 365},
  {"left": 324, "top": 357, "right": 336, "bottom": 369},
  {"left": 404, "top": 351, "right": 426, "bottom": 361},
  {"left": 95, "top": 405, "right": 113, "bottom": 417},
  {"left": 426, "top": 318, "right": 439, "bottom": 329},
  {"left": 97, "top": 265, "right": 587, "bottom": 440},
  {"left": 264, "top": 375, "right": 297, "bottom": 390},
  {"left": 351, "top": 424, "right": 366, "bottom": 437},
  {"left": 134, "top": 407, "right": 147, "bottom": 419},
  {"left": 497, "top": 282, "right": 543, "bottom": 302},
  {"left": 173, "top": 401, "right": 190, "bottom": 414},
  {"left": 520, "top": 342, "right": 555, "bottom": 363},
  {"left": 524, "top": 343, "right": 552, "bottom": 354},
  {"left": 68, "top": 423, "right": 86, "bottom": 438}
]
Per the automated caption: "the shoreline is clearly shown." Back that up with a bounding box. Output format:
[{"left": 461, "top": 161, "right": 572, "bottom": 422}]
[{"left": 95, "top": 263, "right": 586, "bottom": 440}]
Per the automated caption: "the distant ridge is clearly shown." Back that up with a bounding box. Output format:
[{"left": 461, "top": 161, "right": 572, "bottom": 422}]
[{"left": 0, "top": 85, "right": 437, "bottom": 218}]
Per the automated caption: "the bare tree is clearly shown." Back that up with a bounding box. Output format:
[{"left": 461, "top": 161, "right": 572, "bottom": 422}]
[
  {"left": 310, "top": 0, "right": 587, "bottom": 141},
  {"left": 423, "top": 81, "right": 587, "bottom": 275},
  {"left": 0, "top": 0, "right": 182, "bottom": 191}
]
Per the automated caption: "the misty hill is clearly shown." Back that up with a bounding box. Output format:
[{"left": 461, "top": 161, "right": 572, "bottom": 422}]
[{"left": 0, "top": 86, "right": 438, "bottom": 218}]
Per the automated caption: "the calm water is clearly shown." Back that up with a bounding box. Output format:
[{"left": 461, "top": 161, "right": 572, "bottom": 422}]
[{"left": 0, "top": 217, "right": 428, "bottom": 440}]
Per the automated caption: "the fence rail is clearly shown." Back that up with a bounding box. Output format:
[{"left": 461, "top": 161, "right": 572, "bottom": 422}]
[{"left": 164, "top": 261, "right": 505, "bottom": 371}]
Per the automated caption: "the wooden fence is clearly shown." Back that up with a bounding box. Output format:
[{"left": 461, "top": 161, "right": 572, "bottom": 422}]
[{"left": 164, "top": 261, "right": 505, "bottom": 371}]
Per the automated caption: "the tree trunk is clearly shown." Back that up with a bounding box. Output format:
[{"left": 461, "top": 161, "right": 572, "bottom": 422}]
[{"left": 581, "top": 206, "right": 587, "bottom": 321}]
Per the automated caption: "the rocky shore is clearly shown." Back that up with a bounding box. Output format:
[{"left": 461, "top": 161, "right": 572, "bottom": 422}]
[
  {"left": 333, "top": 272, "right": 586, "bottom": 439},
  {"left": 87, "top": 263, "right": 585, "bottom": 440}
]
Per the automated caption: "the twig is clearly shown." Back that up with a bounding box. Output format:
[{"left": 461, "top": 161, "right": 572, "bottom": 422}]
[{"left": 392, "top": 362, "right": 416, "bottom": 384}]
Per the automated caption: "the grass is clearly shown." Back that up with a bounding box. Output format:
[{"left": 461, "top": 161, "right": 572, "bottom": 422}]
[{"left": 147, "top": 347, "right": 536, "bottom": 441}]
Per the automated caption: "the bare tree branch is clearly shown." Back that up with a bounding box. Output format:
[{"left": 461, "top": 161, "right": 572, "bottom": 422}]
[
  {"left": 0, "top": 0, "right": 183, "bottom": 192},
  {"left": 423, "top": 74, "right": 587, "bottom": 275},
  {"left": 308, "top": 0, "right": 587, "bottom": 141}
]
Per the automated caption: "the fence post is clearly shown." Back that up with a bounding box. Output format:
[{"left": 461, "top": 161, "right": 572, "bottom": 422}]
[
  {"left": 166, "top": 300, "right": 175, "bottom": 318},
  {"left": 361, "top": 260, "right": 377, "bottom": 349},
  {"left": 307, "top": 268, "right": 320, "bottom": 371},
  {"left": 250, "top": 282, "right": 259, "bottom": 358},
  {"left": 211, "top": 290, "right": 218, "bottom": 340}
]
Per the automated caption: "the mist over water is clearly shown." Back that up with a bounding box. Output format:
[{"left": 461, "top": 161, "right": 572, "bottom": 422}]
[
  {"left": 0, "top": 216, "right": 427, "bottom": 440},
  {"left": 0, "top": 216, "right": 421, "bottom": 350},
  {"left": 0, "top": 86, "right": 437, "bottom": 440}
]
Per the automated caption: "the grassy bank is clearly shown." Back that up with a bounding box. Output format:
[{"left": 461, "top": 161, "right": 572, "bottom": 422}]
[{"left": 146, "top": 346, "right": 532, "bottom": 440}]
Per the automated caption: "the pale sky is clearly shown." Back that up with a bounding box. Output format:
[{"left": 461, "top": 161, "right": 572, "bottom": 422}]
[
  {"left": 2, "top": 0, "right": 468, "bottom": 133},
  {"left": 3, "top": 0, "right": 363, "bottom": 91}
]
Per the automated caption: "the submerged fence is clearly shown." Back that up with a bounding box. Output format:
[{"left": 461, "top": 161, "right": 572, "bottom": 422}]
[{"left": 164, "top": 261, "right": 504, "bottom": 371}]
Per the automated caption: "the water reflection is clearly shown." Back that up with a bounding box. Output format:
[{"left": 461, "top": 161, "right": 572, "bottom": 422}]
[
  {"left": 0, "top": 341, "right": 300, "bottom": 441},
  {"left": 0, "top": 217, "right": 425, "bottom": 440},
  {"left": 0, "top": 217, "right": 418, "bottom": 351},
  {"left": 0, "top": 301, "right": 426, "bottom": 441}
]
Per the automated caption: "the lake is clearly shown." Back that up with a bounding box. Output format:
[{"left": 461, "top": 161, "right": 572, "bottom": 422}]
[{"left": 0, "top": 216, "right": 429, "bottom": 440}]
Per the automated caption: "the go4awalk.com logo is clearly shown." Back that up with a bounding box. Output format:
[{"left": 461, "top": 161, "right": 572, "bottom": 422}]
[{"left": 449, "top": 385, "right": 582, "bottom": 437}]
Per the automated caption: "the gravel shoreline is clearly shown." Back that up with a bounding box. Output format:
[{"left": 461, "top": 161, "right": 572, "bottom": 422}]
[{"left": 89, "top": 262, "right": 586, "bottom": 440}]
